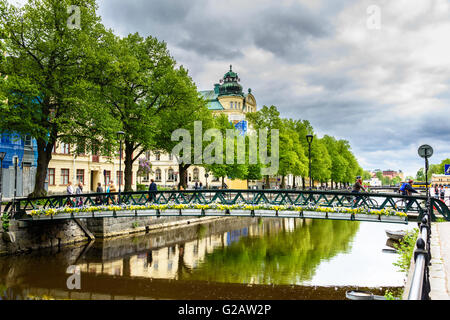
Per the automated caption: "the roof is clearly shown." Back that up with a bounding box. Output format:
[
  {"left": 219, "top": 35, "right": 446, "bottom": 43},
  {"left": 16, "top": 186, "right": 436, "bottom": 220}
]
[{"left": 199, "top": 90, "right": 224, "bottom": 110}]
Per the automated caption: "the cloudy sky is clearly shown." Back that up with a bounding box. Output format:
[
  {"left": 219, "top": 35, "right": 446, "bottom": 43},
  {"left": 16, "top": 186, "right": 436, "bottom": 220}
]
[{"left": 11, "top": 0, "right": 450, "bottom": 177}]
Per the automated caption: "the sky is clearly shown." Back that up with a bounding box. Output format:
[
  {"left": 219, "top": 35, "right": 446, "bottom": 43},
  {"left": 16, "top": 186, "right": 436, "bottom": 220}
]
[{"left": 10, "top": 0, "right": 450, "bottom": 177}]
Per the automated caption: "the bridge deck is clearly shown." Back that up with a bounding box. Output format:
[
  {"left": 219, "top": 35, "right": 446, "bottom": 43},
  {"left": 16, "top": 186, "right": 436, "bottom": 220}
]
[{"left": 5, "top": 189, "right": 449, "bottom": 223}]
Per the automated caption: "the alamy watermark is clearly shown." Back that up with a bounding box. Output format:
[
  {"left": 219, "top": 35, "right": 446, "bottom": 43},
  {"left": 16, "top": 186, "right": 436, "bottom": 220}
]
[
  {"left": 67, "top": 5, "right": 81, "bottom": 30},
  {"left": 171, "top": 121, "right": 279, "bottom": 175},
  {"left": 66, "top": 265, "right": 81, "bottom": 290},
  {"left": 366, "top": 4, "right": 381, "bottom": 30}
]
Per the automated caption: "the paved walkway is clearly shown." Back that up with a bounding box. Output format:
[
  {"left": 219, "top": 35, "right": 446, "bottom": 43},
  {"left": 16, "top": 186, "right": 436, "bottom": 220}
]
[{"left": 429, "top": 222, "right": 450, "bottom": 300}]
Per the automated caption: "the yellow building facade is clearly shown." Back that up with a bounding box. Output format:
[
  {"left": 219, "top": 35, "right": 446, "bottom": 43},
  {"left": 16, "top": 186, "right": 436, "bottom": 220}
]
[{"left": 47, "top": 142, "right": 140, "bottom": 194}]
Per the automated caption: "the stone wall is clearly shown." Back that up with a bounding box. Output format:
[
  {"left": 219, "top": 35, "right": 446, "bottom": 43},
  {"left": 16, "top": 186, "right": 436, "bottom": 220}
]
[
  {"left": 85, "top": 216, "right": 220, "bottom": 238},
  {"left": 1, "top": 219, "right": 89, "bottom": 255},
  {"left": 0, "top": 216, "right": 224, "bottom": 255}
]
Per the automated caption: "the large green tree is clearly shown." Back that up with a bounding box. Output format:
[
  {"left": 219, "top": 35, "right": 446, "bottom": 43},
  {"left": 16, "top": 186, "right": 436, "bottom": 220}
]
[
  {"left": 0, "top": 0, "right": 113, "bottom": 197},
  {"left": 94, "top": 32, "right": 208, "bottom": 191}
]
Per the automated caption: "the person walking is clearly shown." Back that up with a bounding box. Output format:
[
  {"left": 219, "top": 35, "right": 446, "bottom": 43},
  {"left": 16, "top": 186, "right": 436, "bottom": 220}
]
[
  {"left": 148, "top": 179, "right": 157, "bottom": 202},
  {"left": 109, "top": 181, "right": 117, "bottom": 204},
  {"left": 440, "top": 186, "right": 445, "bottom": 202},
  {"left": 95, "top": 182, "right": 104, "bottom": 205},
  {"left": 66, "top": 181, "right": 74, "bottom": 207},
  {"left": 66, "top": 181, "right": 74, "bottom": 195},
  {"left": 75, "top": 182, "right": 84, "bottom": 207}
]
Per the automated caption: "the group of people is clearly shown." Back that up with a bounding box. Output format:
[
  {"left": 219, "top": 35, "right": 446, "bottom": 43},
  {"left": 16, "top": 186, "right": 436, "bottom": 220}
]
[
  {"left": 66, "top": 180, "right": 118, "bottom": 206},
  {"left": 433, "top": 184, "right": 447, "bottom": 202}
]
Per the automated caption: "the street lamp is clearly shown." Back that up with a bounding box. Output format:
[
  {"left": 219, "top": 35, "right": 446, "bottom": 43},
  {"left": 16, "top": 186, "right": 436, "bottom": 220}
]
[
  {"left": 418, "top": 144, "right": 433, "bottom": 203},
  {"left": 306, "top": 134, "right": 314, "bottom": 190},
  {"left": 0, "top": 152, "right": 6, "bottom": 219},
  {"left": 117, "top": 131, "right": 125, "bottom": 204}
]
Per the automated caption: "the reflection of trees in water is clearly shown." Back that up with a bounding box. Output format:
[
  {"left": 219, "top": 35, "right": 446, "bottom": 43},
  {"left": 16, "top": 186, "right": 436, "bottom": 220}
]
[{"left": 179, "top": 219, "right": 360, "bottom": 285}]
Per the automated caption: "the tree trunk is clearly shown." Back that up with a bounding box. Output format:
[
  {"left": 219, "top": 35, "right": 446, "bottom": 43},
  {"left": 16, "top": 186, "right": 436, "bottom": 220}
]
[
  {"left": 264, "top": 175, "right": 270, "bottom": 189},
  {"left": 302, "top": 177, "right": 305, "bottom": 190},
  {"left": 178, "top": 163, "right": 189, "bottom": 189},
  {"left": 30, "top": 138, "right": 54, "bottom": 198},
  {"left": 293, "top": 176, "right": 296, "bottom": 189},
  {"left": 281, "top": 175, "right": 286, "bottom": 189}
]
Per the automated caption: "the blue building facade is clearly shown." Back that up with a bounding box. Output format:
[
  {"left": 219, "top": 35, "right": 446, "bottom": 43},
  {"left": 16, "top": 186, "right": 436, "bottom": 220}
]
[{"left": 0, "top": 132, "right": 38, "bottom": 198}]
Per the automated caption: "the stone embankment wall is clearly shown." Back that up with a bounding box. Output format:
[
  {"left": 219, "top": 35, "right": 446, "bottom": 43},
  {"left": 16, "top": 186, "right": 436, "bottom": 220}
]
[{"left": 0, "top": 216, "right": 223, "bottom": 256}]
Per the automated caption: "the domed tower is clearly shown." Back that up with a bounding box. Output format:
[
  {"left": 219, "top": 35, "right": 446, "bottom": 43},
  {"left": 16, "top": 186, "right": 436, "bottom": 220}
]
[{"left": 218, "top": 65, "right": 244, "bottom": 97}]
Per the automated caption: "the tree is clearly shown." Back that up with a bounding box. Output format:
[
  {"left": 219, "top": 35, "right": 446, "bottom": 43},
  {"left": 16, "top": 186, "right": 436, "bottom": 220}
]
[
  {"left": 96, "top": 32, "right": 206, "bottom": 191},
  {"left": 203, "top": 114, "right": 248, "bottom": 188},
  {"left": 152, "top": 87, "right": 213, "bottom": 189},
  {"left": 246, "top": 105, "right": 282, "bottom": 188},
  {"left": 0, "top": 0, "right": 114, "bottom": 197}
]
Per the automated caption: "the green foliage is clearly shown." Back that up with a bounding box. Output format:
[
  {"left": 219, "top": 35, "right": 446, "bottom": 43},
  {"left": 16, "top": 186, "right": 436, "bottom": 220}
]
[
  {"left": 0, "top": 0, "right": 116, "bottom": 196},
  {"left": 393, "top": 228, "right": 419, "bottom": 273},
  {"left": 1, "top": 212, "right": 9, "bottom": 232}
]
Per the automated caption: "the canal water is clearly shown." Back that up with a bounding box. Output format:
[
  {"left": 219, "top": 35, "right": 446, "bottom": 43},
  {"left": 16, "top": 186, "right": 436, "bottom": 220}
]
[{"left": 0, "top": 217, "right": 417, "bottom": 300}]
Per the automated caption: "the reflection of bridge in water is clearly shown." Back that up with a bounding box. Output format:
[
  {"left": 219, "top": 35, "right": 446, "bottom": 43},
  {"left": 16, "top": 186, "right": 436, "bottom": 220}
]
[{"left": 7, "top": 189, "right": 450, "bottom": 223}]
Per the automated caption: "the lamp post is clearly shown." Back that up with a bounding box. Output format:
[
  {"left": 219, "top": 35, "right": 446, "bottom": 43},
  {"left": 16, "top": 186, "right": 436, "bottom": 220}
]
[
  {"left": 306, "top": 134, "right": 314, "bottom": 190},
  {"left": 418, "top": 144, "right": 433, "bottom": 203},
  {"left": 0, "top": 152, "right": 6, "bottom": 219},
  {"left": 117, "top": 131, "right": 125, "bottom": 204}
]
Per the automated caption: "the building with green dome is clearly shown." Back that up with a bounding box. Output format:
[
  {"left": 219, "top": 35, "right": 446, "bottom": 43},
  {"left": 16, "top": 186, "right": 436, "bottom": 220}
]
[{"left": 199, "top": 65, "right": 257, "bottom": 125}]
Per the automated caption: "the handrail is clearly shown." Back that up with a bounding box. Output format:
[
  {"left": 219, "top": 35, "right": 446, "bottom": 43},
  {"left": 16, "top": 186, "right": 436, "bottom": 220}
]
[
  {"left": 6, "top": 189, "right": 449, "bottom": 221},
  {"left": 407, "top": 201, "right": 432, "bottom": 300}
]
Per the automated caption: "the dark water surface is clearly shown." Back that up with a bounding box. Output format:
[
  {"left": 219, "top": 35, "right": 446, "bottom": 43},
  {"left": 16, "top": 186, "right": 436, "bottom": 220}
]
[{"left": 0, "top": 217, "right": 415, "bottom": 300}]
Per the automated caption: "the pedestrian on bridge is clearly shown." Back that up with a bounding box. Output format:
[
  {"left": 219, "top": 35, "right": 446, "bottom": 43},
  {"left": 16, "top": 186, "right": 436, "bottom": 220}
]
[
  {"left": 75, "top": 183, "right": 84, "bottom": 207},
  {"left": 95, "top": 182, "right": 104, "bottom": 205}
]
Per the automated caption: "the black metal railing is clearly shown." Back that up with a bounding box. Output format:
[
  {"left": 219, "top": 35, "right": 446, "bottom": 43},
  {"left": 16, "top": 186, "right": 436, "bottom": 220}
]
[
  {"left": 5, "top": 189, "right": 450, "bottom": 222},
  {"left": 407, "top": 198, "right": 433, "bottom": 300}
]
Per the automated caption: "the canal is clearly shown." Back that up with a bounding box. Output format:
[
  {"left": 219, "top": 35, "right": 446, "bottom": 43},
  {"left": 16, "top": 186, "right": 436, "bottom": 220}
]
[{"left": 0, "top": 217, "right": 416, "bottom": 300}]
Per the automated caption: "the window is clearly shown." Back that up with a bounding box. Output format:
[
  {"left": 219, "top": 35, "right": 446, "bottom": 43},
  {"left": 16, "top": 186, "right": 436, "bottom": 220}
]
[
  {"left": 168, "top": 169, "right": 175, "bottom": 181},
  {"left": 61, "top": 142, "right": 70, "bottom": 154},
  {"left": 61, "top": 169, "right": 69, "bottom": 185},
  {"left": 193, "top": 168, "right": 199, "bottom": 181},
  {"left": 104, "top": 170, "right": 111, "bottom": 185},
  {"left": 155, "top": 169, "right": 161, "bottom": 181},
  {"left": 24, "top": 135, "right": 32, "bottom": 147},
  {"left": 169, "top": 153, "right": 173, "bottom": 161},
  {"left": 116, "top": 171, "right": 123, "bottom": 186},
  {"left": 230, "top": 102, "right": 233, "bottom": 109},
  {"left": 48, "top": 168, "right": 55, "bottom": 186},
  {"left": 155, "top": 152, "right": 160, "bottom": 161},
  {"left": 76, "top": 169, "right": 84, "bottom": 185},
  {"left": 238, "top": 102, "right": 241, "bottom": 109},
  {"left": 235, "top": 102, "right": 237, "bottom": 109}
]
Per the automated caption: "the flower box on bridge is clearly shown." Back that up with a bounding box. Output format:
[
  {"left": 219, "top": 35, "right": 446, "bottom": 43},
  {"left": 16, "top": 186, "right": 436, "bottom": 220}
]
[
  {"left": 278, "top": 210, "right": 302, "bottom": 218},
  {"left": 229, "top": 210, "right": 252, "bottom": 217},
  {"left": 181, "top": 209, "right": 203, "bottom": 216},
  {"left": 136, "top": 209, "right": 158, "bottom": 216},
  {"left": 160, "top": 209, "right": 181, "bottom": 216},
  {"left": 302, "top": 211, "right": 327, "bottom": 219},
  {"left": 380, "top": 215, "right": 407, "bottom": 223},
  {"left": 355, "top": 213, "right": 380, "bottom": 222},
  {"left": 116, "top": 210, "right": 136, "bottom": 217},
  {"left": 204, "top": 209, "right": 226, "bottom": 216},
  {"left": 94, "top": 211, "right": 114, "bottom": 218},
  {"left": 327, "top": 212, "right": 353, "bottom": 220},
  {"left": 254, "top": 209, "right": 276, "bottom": 217}
]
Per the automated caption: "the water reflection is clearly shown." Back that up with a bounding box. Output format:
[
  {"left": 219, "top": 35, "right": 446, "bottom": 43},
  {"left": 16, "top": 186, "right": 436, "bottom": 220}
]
[{"left": 0, "top": 217, "right": 410, "bottom": 300}]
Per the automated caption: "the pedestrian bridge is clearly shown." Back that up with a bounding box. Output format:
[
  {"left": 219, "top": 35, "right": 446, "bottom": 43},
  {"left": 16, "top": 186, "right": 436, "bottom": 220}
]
[{"left": 5, "top": 189, "right": 450, "bottom": 224}]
